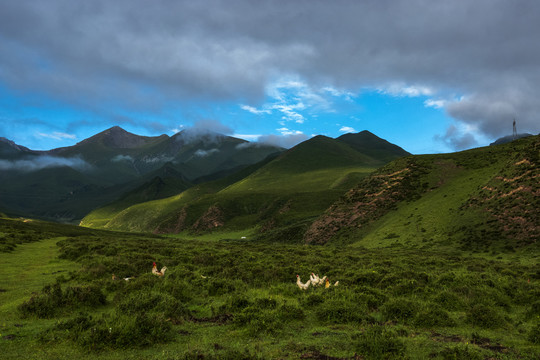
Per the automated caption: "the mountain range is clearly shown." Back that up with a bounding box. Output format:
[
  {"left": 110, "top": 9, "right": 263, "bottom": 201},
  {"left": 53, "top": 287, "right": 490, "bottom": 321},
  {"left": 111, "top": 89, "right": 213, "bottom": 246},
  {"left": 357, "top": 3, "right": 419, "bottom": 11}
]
[
  {"left": 80, "top": 132, "right": 538, "bottom": 249},
  {"left": 2, "top": 127, "right": 537, "bottom": 250},
  {"left": 0, "top": 126, "right": 283, "bottom": 221},
  {"left": 0, "top": 127, "right": 408, "bottom": 223}
]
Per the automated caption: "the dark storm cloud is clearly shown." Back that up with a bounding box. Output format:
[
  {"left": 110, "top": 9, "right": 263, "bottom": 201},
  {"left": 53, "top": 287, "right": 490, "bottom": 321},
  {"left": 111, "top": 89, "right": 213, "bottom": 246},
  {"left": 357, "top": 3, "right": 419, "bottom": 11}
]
[{"left": 1, "top": 0, "right": 539, "bottom": 139}]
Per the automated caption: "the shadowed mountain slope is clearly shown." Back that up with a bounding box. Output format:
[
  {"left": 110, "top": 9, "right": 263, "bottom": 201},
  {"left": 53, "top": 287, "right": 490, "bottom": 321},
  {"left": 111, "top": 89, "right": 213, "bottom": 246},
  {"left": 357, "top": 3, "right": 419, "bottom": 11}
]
[
  {"left": 0, "top": 127, "right": 283, "bottom": 222},
  {"left": 337, "top": 130, "right": 410, "bottom": 163},
  {"left": 83, "top": 134, "right": 408, "bottom": 237}
]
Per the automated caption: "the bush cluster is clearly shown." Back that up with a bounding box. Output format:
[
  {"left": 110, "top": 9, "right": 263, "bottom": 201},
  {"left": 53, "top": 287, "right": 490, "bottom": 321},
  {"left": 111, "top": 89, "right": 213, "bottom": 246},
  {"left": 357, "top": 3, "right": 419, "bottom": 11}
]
[{"left": 19, "top": 283, "right": 106, "bottom": 318}]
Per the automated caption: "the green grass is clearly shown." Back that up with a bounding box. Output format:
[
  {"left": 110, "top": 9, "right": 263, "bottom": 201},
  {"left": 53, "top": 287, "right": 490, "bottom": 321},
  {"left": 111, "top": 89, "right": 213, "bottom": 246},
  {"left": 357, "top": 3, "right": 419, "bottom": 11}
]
[
  {"left": 306, "top": 135, "right": 539, "bottom": 247},
  {"left": 86, "top": 165, "right": 376, "bottom": 235},
  {"left": 0, "top": 237, "right": 80, "bottom": 359},
  {"left": 82, "top": 134, "right": 382, "bottom": 234},
  {"left": 3, "top": 136, "right": 538, "bottom": 359},
  {"left": 0, "top": 237, "right": 79, "bottom": 317},
  {"left": 354, "top": 161, "right": 502, "bottom": 249},
  {"left": 1, "top": 220, "right": 538, "bottom": 359}
]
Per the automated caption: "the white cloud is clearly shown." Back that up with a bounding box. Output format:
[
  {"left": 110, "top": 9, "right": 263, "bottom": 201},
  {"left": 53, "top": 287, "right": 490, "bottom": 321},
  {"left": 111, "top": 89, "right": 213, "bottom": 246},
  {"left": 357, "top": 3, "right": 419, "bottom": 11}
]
[
  {"left": 0, "top": 155, "right": 90, "bottom": 172},
  {"left": 424, "top": 99, "right": 447, "bottom": 109},
  {"left": 194, "top": 148, "right": 219, "bottom": 157},
  {"left": 379, "top": 83, "right": 434, "bottom": 98},
  {"left": 192, "top": 119, "right": 233, "bottom": 135},
  {"left": 323, "top": 86, "right": 355, "bottom": 101},
  {"left": 339, "top": 126, "right": 356, "bottom": 133},
  {"left": 111, "top": 154, "right": 134, "bottom": 162},
  {"left": 273, "top": 104, "right": 306, "bottom": 123},
  {"left": 258, "top": 133, "right": 309, "bottom": 148},
  {"left": 233, "top": 134, "right": 261, "bottom": 142},
  {"left": 142, "top": 155, "right": 174, "bottom": 163},
  {"left": 171, "top": 125, "right": 185, "bottom": 134},
  {"left": 240, "top": 104, "right": 271, "bottom": 115},
  {"left": 36, "top": 131, "right": 76, "bottom": 140},
  {"left": 277, "top": 127, "right": 303, "bottom": 136}
]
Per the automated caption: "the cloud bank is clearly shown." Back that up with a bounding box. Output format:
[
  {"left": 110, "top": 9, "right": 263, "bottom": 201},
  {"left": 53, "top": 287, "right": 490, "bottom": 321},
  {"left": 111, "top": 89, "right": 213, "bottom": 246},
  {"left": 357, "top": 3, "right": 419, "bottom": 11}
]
[
  {"left": 1, "top": 0, "right": 539, "bottom": 142},
  {"left": 0, "top": 155, "right": 91, "bottom": 172}
]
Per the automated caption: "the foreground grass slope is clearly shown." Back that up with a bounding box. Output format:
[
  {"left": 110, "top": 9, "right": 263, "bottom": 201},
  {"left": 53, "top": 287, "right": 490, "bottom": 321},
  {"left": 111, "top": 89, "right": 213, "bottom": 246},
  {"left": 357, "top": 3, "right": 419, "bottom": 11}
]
[{"left": 1, "top": 219, "right": 539, "bottom": 359}]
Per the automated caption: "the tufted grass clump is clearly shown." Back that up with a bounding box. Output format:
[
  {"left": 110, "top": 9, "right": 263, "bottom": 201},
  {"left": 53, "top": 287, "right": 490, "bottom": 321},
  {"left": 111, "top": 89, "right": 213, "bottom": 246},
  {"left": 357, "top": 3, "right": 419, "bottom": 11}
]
[
  {"left": 41, "top": 312, "right": 174, "bottom": 351},
  {"left": 18, "top": 283, "right": 106, "bottom": 318},
  {"left": 529, "top": 322, "right": 540, "bottom": 344},
  {"left": 465, "top": 304, "right": 507, "bottom": 329},
  {"left": 381, "top": 297, "right": 418, "bottom": 324},
  {"left": 414, "top": 306, "right": 456, "bottom": 328},
  {"left": 354, "top": 325, "right": 406, "bottom": 359}
]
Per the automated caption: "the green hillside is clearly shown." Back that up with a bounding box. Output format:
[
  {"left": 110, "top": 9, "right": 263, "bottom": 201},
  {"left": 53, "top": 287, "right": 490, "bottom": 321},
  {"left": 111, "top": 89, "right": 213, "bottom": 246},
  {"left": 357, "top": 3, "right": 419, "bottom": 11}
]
[
  {"left": 337, "top": 130, "right": 410, "bottom": 162},
  {"left": 0, "top": 127, "right": 282, "bottom": 222},
  {"left": 81, "top": 153, "right": 281, "bottom": 231},
  {"left": 82, "top": 135, "right": 389, "bottom": 235},
  {"left": 305, "top": 135, "right": 539, "bottom": 250}
]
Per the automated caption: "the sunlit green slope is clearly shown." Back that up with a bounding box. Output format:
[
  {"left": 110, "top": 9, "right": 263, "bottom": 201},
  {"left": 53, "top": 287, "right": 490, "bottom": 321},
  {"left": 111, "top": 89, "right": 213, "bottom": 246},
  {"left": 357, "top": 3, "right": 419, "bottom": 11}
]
[
  {"left": 305, "top": 135, "right": 539, "bottom": 250},
  {"left": 83, "top": 132, "right": 408, "bottom": 236}
]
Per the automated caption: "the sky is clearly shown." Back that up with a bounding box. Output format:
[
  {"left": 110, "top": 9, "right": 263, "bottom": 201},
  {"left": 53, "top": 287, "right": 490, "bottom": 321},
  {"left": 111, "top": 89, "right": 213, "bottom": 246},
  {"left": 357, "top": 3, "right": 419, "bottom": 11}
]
[{"left": 0, "top": 0, "right": 539, "bottom": 154}]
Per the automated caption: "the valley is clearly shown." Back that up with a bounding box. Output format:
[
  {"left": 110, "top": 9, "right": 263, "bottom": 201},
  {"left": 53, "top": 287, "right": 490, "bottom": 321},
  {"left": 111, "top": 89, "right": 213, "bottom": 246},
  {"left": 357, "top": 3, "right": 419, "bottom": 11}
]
[{"left": 0, "top": 130, "right": 538, "bottom": 359}]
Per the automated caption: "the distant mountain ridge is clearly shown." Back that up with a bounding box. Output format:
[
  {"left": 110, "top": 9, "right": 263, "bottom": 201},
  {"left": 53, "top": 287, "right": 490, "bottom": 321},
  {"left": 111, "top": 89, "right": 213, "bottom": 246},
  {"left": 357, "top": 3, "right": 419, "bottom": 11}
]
[
  {"left": 337, "top": 130, "right": 410, "bottom": 162},
  {"left": 81, "top": 130, "right": 410, "bottom": 234},
  {"left": 67, "top": 125, "right": 169, "bottom": 149},
  {"left": 489, "top": 133, "right": 533, "bottom": 146},
  {"left": 0, "top": 126, "right": 283, "bottom": 222}
]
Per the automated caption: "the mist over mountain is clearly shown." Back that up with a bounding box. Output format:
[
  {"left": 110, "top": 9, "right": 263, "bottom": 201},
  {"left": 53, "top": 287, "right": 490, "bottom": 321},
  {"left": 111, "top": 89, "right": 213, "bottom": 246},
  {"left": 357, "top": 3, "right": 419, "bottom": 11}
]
[
  {"left": 0, "top": 126, "right": 283, "bottom": 222},
  {"left": 489, "top": 133, "right": 534, "bottom": 146},
  {"left": 81, "top": 130, "right": 411, "bottom": 233}
]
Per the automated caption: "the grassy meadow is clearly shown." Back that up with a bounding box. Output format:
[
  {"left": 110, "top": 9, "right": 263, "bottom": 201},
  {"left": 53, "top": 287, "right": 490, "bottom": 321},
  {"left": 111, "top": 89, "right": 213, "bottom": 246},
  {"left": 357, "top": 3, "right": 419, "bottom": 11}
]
[{"left": 1, "top": 217, "right": 539, "bottom": 359}]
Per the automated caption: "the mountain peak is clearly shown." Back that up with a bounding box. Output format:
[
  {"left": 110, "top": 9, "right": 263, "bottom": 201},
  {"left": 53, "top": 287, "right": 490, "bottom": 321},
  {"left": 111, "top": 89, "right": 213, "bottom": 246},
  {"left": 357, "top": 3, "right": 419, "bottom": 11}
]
[
  {"left": 336, "top": 130, "right": 409, "bottom": 162},
  {"left": 490, "top": 133, "right": 533, "bottom": 146},
  {"left": 79, "top": 126, "right": 168, "bottom": 149},
  {"left": 0, "top": 137, "right": 32, "bottom": 153}
]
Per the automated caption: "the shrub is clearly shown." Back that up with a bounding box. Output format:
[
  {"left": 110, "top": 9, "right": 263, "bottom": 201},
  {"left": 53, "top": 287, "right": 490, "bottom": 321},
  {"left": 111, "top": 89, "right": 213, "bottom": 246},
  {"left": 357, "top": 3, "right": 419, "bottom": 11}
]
[
  {"left": 354, "top": 325, "right": 406, "bottom": 359},
  {"left": 414, "top": 307, "right": 456, "bottom": 328},
  {"left": 46, "top": 312, "right": 174, "bottom": 350},
  {"left": 117, "top": 291, "right": 190, "bottom": 322},
  {"left": 315, "top": 299, "right": 368, "bottom": 324},
  {"left": 436, "top": 344, "right": 483, "bottom": 360},
  {"left": 235, "top": 307, "right": 283, "bottom": 336},
  {"left": 527, "top": 300, "right": 540, "bottom": 317},
  {"left": 529, "top": 322, "right": 540, "bottom": 344},
  {"left": 466, "top": 304, "right": 506, "bottom": 329},
  {"left": 302, "top": 293, "right": 325, "bottom": 307},
  {"left": 432, "top": 290, "right": 465, "bottom": 311},
  {"left": 278, "top": 304, "right": 305, "bottom": 322},
  {"left": 19, "top": 283, "right": 63, "bottom": 318},
  {"left": 63, "top": 285, "right": 106, "bottom": 307},
  {"left": 19, "top": 284, "right": 106, "bottom": 318},
  {"left": 381, "top": 298, "right": 418, "bottom": 324}
]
